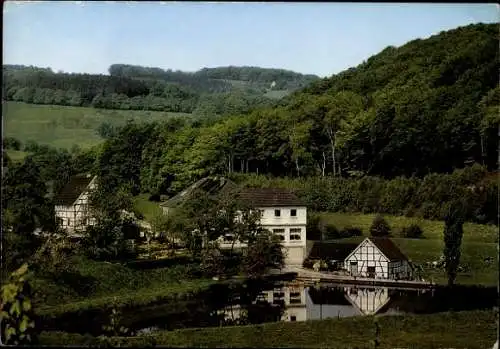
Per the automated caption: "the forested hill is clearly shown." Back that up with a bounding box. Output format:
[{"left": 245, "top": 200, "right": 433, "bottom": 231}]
[
  {"left": 2, "top": 64, "right": 319, "bottom": 115},
  {"left": 266, "top": 22, "right": 498, "bottom": 177},
  {"left": 83, "top": 22, "right": 493, "bottom": 201},
  {"left": 109, "top": 64, "right": 320, "bottom": 91}
]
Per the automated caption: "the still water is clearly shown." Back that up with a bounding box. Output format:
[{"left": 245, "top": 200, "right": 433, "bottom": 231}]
[
  {"left": 41, "top": 279, "right": 497, "bottom": 336},
  {"left": 130, "top": 280, "right": 498, "bottom": 335}
]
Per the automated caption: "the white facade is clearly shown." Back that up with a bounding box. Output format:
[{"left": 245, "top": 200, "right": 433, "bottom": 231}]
[
  {"left": 344, "top": 286, "right": 391, "bottom": 315},
  {"left": 55, "top": 177, "right": 97, "bottom": 234},
  {"left": 218, "top": 206, "right": 307, "bottom": 266},
  {"left": 344, "top": 238, "right": 412, "bottom": 280},
  {"left": 221, "top": 283, "right": 307, "bottom": 323}
]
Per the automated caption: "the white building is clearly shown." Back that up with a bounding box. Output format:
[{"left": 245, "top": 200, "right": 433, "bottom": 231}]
[
  {"left": 344, "top": 237, "right": 412, "bottom": 280},
  {"left": 54, "top": 174, "right": 97, "bottom": 234},
  {"left": 160, "top": 177, "right": 307, "bottom": 266},
  {"left": 221, "top": 282, "right": 307, "bottom": 323},
  {"left": 223, "top": 187, "right": 307, "bottom": 266}
]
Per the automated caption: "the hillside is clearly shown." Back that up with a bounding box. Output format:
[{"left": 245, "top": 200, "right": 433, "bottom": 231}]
[
  {"left": 2, "top": 64, "right": 320, "bottom": 116},
  {"left": 126, "top": 22, "right": 499, "bottom": 194},
  {"left": 2, "top": 101, "right": 191, "bottom": 150},
  {"left": 3, "top": 23, "right": 498, "bottom": 185}
]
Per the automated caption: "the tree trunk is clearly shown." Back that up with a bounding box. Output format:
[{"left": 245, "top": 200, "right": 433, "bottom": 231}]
[
  {"left": 295, "top": 158, "right": 300, "bottom": 177},
  {"left": 480, "top": 133, "right": 485, "bottom": 166},
  {"left": 322, "top": 151, "right": 326, "bottom": 177},
  {"left": 327, "top": 128, "right": 336, "bottom": 176}
]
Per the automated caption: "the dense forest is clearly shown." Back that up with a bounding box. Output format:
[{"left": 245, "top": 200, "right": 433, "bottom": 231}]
[
  {"left": 132, "top": 23, "right": 498, "bottom": 185},
  {"left": 2, "top": 64, "right": 319, "bottom": 114},
  {"left": 3, "top": 23, "right": 499, "bottom": 228}
]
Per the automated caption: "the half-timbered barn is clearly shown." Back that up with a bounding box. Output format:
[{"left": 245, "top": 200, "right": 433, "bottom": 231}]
[
  {"left": 54, "top": 174, "right": 97, "bottom": 234},
  {"left": 344, "top": 237, "right": 412, "bottom": 280}
]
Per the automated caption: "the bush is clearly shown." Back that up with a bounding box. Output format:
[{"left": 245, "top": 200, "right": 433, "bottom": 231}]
[
  {"left": 2, "top": 137, "right": 22, "bottom": 150},
  {"left": 323, "top": 224, "right": 340, "bottom": 240},
  {"left": 306, "top": 213, "right": 322, "bottom": 240},
  {"left": 400, "top": 224, "right": 424, "bottom": 239},
  {"left": 340, "top": 226, "right": 363, "bottom": 238},
  {"left": 370, "top": 215, "right": 391, "bottom": 237}
]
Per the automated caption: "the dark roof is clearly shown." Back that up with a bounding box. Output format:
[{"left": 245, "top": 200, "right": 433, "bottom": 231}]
[
  {"left": 54, "top": 175, "right": 94, "bottom": 206},
  {"left": 308, "top": 242, "right": 359, "bottom": 261},
  {"left": 235, "top": 187, "right": 304, "bottom": 207},
  {"left": 308, "top": 287, "right": 352, "bottom": 305},
  {"left": 160, "top": 177, "right": 238, "bottom": 208},
  {"left": 368, "top": 237, "right": 408, "bottom": 261}
]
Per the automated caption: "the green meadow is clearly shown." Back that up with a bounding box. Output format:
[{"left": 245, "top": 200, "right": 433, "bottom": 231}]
[
  {"left": 317, "top": 212, "right": 499, "bottom": 286},
  {"left": 2, "top": 101, "right": 191, "bottom": 150}
]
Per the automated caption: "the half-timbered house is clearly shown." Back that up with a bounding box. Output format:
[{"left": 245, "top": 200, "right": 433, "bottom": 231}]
[
  {"left": 54, "top": 174, "right": 97, "bottom": 234},
  {"left": 344, "top": 237, "right": 412, "bottom": 280}
]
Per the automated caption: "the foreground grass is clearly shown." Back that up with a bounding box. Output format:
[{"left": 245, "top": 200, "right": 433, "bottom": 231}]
[
  {"left": 315, "top": 212, "right": 498, "bottom": 286},
  {"left": 39, "top": 309, "right": 498, "bottom": 348},
  {"left": 3, "top": 101, "right": 191, "bottom": 149}
]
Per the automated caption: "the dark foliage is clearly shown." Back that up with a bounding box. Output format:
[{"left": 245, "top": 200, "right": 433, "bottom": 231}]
[
  {"left": 370, "top": 215, "right": 392, "bottom": 237},
  {"left": 401, "top": 224, "right": 424, "bottom": 239}
]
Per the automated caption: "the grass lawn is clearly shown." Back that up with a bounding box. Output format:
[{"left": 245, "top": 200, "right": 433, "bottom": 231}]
[
  {"left": 38, "top": 309, "right": 498, "bottom": 348},
  {"left": 132, "top": 193, "right": 163, "bottom": 222},
  {"left": 3, "top": 101, "right": 192, "bottom": 150},
  {"left": 5, "top": 149, "right": 29, "bottom": 162},
  {"left": 32, "top": 254, "right": 214, "bottom": 317},
  {"left": 315, "top": 212, "right": 499, "bottom": 286},
  {"left": 319, "top": 212, "right": 498, "bottom": 243}
]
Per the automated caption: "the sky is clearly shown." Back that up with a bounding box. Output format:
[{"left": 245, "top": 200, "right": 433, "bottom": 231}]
[{"left": 3, "top": 1, "right": 498, "bottom": 78}]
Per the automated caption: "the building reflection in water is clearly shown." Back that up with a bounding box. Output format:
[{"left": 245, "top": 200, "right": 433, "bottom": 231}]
[{"left": 219, "top": 282, "right": 433, "bottom": 323}]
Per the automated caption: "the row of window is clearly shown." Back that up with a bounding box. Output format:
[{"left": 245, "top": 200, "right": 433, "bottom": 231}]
[
  {"left": 272, "top": 209, "right": 297, "bottom": 217},
  {"left": 272, "top": 228, "right": 302, "bottom": 241}
]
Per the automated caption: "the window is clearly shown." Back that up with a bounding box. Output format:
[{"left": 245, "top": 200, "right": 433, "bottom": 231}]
[
  {"left": 290, "top": 228, "right": 301, "bottom": 241},
  {"left": 273, "top": 229, "right": 285, "bottom": 241},
  {"left": 67, "top": 219, "right": 71, "bottom": 226},
  {"left": 290, "top": 315, "right": 297, "bottom": 322},
  {"left": 290, "top": 209, "right": 297, "bottom": 217},
  {"left": 290, "top": 292, "right": 301, "bottom": 304},
  {"left": 274, "top": 209, "right": 281, "bottom": 217}
]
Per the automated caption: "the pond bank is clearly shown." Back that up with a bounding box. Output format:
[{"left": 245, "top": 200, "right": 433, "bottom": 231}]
[
  {"left": 38, "top": 309, "right": 498, "bottom": 348},
  {"left": 278, "top": 266, "right": 435, "bottom": 288}
]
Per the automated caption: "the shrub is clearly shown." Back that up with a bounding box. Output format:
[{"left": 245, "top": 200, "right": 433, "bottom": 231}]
[
  {"left": 369, "top": 215, "right": 391, "bottom": 237},
  {"left": 400, "top": 224, "right": 424, "bottom": 239},
  {"left": 306, "top": 213, "right": 322, "bottom": 240},
  {"left": 340, "top": 226, "right": 363, "bottom": 238},
  {"left": 324, "top": 224, "right": 340, "bottom": 240}
]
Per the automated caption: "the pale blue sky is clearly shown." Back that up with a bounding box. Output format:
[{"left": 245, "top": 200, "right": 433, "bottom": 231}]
[{"left": 3, "top": 2, "right": 498, "bottom": 77}]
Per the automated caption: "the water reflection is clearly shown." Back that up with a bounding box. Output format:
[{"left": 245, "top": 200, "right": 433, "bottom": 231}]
[
  {"left": 216, "top": 282, "right": 495, "bottom": 324},
  {"left": 218, "top": 283, "right": 400, "bottom": 322},
  {"left": 45, "top": 279, "right": 495, "bottom": 336}
]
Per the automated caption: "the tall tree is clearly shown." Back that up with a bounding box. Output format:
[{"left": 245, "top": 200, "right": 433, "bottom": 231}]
[{"left": 443, "top": 200, "right": 465, "bottom": 287}]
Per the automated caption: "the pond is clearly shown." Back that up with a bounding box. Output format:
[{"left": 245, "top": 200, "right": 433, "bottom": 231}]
[{"left": 40, "top": 278, "right": 498, "bottom": 336}]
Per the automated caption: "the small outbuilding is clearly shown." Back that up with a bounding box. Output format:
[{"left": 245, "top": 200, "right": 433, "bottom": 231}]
[{"left": 344, "top": 237, "right": 412, "bottom": 280}]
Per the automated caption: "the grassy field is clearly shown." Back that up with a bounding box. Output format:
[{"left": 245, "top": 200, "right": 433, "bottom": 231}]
[
  {"left": 317, "top": 212, "right": 499, "bottom": 286},
  {"left": 133, "top": 193, "right": 163, "bottom": 222},
  {"left": 38, "top": 309, "right": 498, "bottom": 348},
  {"left": 32, "top": 254, "right": 214, "bottom": 317},
  {"left": 5, "top": 149, "right": 28, "bottom": 162},
  {"left": 3, "top": 101, "right": 192, "bottom": 149}
]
